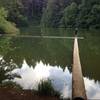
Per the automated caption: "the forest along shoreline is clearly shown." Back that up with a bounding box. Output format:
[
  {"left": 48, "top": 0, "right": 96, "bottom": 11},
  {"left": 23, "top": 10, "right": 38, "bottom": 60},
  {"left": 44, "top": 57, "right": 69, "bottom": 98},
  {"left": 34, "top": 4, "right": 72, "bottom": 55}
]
[{"left": 0, "top": 0, "right": 100, "bottom": 35}]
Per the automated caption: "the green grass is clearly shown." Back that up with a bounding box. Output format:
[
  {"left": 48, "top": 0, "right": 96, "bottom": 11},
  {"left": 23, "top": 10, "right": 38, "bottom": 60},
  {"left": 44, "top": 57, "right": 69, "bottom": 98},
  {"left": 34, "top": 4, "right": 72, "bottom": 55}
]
[{"left": 37, "top": 79, "right": 60, "bottom": 97}]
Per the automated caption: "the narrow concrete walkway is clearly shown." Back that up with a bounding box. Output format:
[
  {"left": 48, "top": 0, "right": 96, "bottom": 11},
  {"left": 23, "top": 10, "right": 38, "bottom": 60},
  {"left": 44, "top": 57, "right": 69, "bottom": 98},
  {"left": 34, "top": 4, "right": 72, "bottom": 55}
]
[{"left": 72, "top": 37, "right": 87, "bottom": 100}]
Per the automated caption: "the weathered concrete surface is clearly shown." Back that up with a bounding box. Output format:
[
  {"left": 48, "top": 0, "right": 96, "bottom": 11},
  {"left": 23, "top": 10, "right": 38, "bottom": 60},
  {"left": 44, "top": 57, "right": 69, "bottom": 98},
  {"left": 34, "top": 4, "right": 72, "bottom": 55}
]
[{"left": 72, "top": 37, "right": 87, "bottom": 100}]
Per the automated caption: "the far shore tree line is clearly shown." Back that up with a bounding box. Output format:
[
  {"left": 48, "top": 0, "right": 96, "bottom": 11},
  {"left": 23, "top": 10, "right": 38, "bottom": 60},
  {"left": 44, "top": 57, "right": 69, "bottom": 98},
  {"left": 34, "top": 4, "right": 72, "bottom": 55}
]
[{"left": 0, "top": 0, "right": 100, "bottom": 34}]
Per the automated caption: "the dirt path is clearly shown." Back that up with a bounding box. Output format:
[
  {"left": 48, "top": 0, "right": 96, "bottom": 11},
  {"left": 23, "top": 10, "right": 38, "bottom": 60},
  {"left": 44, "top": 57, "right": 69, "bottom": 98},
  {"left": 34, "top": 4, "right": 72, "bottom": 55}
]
[{"left": 0, "top": 88, "right": 59, "bottom": 100}]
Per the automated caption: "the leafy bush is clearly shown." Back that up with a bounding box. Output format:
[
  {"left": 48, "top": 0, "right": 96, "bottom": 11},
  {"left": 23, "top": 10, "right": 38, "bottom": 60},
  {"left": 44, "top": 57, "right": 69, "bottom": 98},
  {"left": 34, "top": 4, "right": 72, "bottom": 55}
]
[
  {"left": 0, "top": 64, "right": 20, "bottom": 84},
  {"left": 0, "top": 57, "right": 21, "bottom": 85},
  {"left": 0, "top": 67, "right": 9, "bottom": 84},
  {"left": 0, "top": 18, "right": 20, "bottom": 34},
  {"left": 38, "top": 79, "right": 60, "bottom": 97},
  {"left": 0, "top": 81, "right": 22, "bottom": 90},
  {"left": 0, "top": 8, "right": 20, "bottom": 34}
]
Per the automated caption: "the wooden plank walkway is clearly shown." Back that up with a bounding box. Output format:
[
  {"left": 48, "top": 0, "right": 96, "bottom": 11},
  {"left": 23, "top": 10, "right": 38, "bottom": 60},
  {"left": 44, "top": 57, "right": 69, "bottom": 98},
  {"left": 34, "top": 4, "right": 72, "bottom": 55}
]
[{"left": 72, "top": 37, "right": 87, "bottom": 100}]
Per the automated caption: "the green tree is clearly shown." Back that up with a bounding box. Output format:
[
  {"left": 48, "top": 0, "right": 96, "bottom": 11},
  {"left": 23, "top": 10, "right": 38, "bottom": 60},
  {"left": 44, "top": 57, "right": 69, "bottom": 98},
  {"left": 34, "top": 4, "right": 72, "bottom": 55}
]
[
  {"left": 77, "top": 0, "right": 100, "bottom": 28},
  {"left": 90, "top": 4, "right": 100, "bottom": 28},
  {"left": 60, "top": 2, "right": 78, "bottom": 28},
  {"left": 41, "top": 0, "right": 65, "bottom": 27},
  {"left": 0, "top": 0, "right": 28, "bottom": 27}
]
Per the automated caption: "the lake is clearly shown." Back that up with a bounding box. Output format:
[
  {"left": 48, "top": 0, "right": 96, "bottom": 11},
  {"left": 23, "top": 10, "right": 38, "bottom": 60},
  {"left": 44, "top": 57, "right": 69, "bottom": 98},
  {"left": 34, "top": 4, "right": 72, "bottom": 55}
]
[{"left": 0, "top": 28, "right": 100, "bottom": 99}]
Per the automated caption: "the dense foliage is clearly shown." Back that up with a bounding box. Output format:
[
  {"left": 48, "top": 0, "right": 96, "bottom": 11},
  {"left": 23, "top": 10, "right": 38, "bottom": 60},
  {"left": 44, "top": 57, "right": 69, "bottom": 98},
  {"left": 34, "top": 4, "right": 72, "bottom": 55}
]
[
  {"left": 41, "top": 0, "right": 100, "bottom": 29},
  {"left": 0, "top": 8, "right": 19, "bottom": 34},
  {"left": 0, "top": 0, "right": 100, "bottom": 31},
  {"left": 0, "top": 56, "right": 20, "bottom": 84},
  {"left": 60, "top": 2, "right": 78, "bottom": 28}
]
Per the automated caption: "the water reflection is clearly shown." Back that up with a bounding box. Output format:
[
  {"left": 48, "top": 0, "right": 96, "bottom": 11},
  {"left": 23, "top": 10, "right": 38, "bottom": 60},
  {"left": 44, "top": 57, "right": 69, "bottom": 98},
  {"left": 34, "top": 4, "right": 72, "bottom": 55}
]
[
  {"left": 11, "top": 60, "right": 100, "bottom": 99},
  {"left": 2, "top": 37, "right": 73, "bottom": 68},
  {"left": 0, "top": 28, "right": 100, "bottom": 99},
  {"left": 0, "top": 29, "right": 100, "bottom": 81},
  {"left": 84, "top": 78, "right": 100, "bottom": 99},
  {"left": 12, "top": 60, "right": 72, "bottom": 99}
]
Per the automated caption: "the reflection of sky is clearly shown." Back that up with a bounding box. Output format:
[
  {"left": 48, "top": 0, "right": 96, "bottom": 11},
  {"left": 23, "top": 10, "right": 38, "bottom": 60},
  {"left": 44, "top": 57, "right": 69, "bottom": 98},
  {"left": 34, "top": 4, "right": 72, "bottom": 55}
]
[
  {"left": 0, "top": 56, "right": 100, "bottom": 99},
  {"left": 11, "top": 60, "right": 100, "bottom": 99},
  {"left": 85, "top": 78, "right": 100, "bottom": 99},
  {"left": 12, "top": 60, "right": 72, "bottom": 99}
]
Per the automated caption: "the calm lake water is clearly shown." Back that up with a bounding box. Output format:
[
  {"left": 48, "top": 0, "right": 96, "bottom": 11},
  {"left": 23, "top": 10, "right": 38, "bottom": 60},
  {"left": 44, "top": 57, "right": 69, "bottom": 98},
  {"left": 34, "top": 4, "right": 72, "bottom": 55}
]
[{"left": 0, "top": 28, "right": 100, "bottom": 98}]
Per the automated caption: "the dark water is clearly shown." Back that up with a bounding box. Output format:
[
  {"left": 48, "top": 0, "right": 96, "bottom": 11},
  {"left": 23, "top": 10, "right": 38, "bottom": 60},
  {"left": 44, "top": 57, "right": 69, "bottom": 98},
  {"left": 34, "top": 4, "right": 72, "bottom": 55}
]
[
  {"left": 79, "top": 30, "right": 100, "bottom": 81},
  {"left": 0, "top": 28, "right": 100, "bottom": 81}
]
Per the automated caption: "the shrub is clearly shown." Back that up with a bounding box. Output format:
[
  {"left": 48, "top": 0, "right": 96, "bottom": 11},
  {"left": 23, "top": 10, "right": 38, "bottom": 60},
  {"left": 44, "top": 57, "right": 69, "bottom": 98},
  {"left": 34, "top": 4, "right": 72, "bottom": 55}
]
[
  {"left": 38, "top": 79, "right": 60, "bottom": 97},
  {"left": 0, "top": 7, "right": 20, "bottom": 34},
  {"left": 0, "top": 17, "right": 20, "bottom": 34},
  {"left": 0, "top": 81, "right": 22, "bottom": 90}
]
